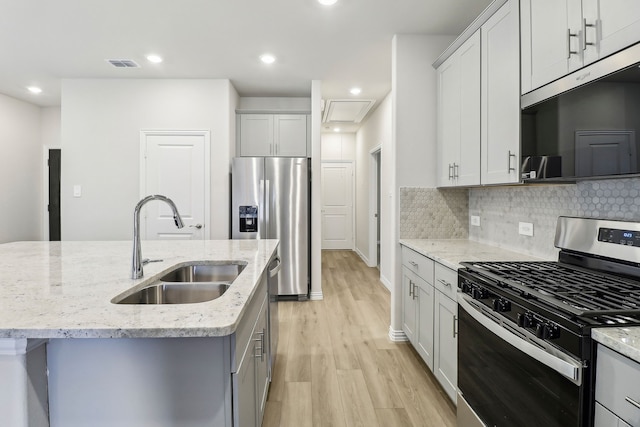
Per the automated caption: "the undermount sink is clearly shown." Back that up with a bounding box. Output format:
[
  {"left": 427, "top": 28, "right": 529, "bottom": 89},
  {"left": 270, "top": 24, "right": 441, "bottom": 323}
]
[
  {"left": 114, "top": 283, "right": 231, "bottom": 304},
  {"left": 112, "top": 261, "right": 247, "bottom": 305},
  {"left": 159, "top": 261, "right": 246, "bottom": 283}
]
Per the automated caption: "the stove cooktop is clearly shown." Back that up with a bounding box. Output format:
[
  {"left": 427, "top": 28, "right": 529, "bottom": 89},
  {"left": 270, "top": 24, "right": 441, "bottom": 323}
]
[{"left": 461, "top": 261, "right": 640, "bottom": 320}]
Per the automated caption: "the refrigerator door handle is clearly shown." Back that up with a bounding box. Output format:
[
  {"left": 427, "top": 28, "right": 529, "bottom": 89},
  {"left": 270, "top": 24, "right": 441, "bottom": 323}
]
[
  {"left": 259, "top": 179, "right": 265, "bottom": 239},
  {"left": 269, "top": 256, "right": 282, "bottom": 278},
  {"left": 264, "top": 179, "right": 270, "bottom": 239}
]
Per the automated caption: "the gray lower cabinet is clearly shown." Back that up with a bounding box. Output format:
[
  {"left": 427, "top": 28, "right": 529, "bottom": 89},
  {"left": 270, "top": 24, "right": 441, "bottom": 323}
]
[
  {"left": 47, "top": 275, "right": 270, "bottom": 427},
  {"left": 400, "top": 245, "right": 457, "bottom": 403},
  {"left": 234, "top": 291, "right": 269, "bottom": 427},
  {"left": 595, "top": 344, "right": 640, "bottom": 427}
]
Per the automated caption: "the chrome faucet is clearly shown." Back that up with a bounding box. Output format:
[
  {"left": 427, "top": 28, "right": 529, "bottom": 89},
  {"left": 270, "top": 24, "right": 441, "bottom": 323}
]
[{"left": 132, "top": 195, "right": 185, "bottom": 279}]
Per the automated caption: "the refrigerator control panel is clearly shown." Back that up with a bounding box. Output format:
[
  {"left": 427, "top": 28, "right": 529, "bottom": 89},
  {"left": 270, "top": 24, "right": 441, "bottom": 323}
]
[{"left": 239, "top": 206, "right": 258, "bottom": 232}]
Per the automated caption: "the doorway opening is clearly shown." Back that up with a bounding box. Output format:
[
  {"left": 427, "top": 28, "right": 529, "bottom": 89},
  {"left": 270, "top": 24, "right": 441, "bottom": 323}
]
[
  {"left": 369, "top": 147, "right": 381, "bottom": 269},
  {"left": 48, "top": 149, "right": 61, "bottom": 241}
]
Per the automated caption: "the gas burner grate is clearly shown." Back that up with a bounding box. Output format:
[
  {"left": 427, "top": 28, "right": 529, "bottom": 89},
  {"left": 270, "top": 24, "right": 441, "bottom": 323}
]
[{"left": 462, "top": 261, "right": 640, "bottom": 317}]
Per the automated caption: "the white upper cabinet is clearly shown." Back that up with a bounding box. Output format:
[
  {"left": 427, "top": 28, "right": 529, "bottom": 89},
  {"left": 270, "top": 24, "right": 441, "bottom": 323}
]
[
  {"left": 273, "top": 115, "right": 308, "bottom": 157},
  {"left": 239, "top": 114, "right": 308, "bottom": 157},
  {"left": 521, "top": 0, "right": 640, "bottom": 94},
  {"left": 436, "top": 30, "right": 481, "bottom": 187},
  {"left": 583, "top": 0, "right": 640, "bottom": 63},
  {"left": 481, "top": 0, "right": 521, "bottom": 185}
]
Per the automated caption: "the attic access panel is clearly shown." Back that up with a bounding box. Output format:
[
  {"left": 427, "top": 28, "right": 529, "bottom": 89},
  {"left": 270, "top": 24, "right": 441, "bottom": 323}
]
[{"left": 322, "top": 99, "right": 376, "bottom": 124}]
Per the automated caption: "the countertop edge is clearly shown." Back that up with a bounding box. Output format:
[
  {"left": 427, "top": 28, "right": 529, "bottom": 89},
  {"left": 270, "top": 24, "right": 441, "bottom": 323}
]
[{"left": 592, "top": 327, "right": 640, "bottom": 364}]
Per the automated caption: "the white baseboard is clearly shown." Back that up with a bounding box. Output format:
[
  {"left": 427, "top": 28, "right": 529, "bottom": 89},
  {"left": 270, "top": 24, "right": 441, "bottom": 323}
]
[
  {"left": 354, "top": 247, "right": 373, "bottom": 267},
  {"left": 309, "top": 291, "right": 324, "bottom": 301},
  {"left": 379, "top": 274, "right": 391, "bottom": 292},
  {"left": 388, "top": 326, "right": 408, "bottom": 342}
]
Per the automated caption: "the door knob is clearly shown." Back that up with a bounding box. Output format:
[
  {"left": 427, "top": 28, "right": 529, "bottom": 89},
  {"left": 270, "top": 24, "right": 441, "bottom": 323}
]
[{"left": 189, "top": 224, "right": 203, "bottom": 229}]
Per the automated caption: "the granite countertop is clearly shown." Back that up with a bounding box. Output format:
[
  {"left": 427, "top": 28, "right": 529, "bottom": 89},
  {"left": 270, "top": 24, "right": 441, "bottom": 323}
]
[
  {"left": 592, "top": 328, "right": 640, "bottom": 364},
  {"left": 0, "top": 239, "right": 278, "bottom": 339},
  {"left": 399, "top": 239, "right": 546, "bottom": 270}
]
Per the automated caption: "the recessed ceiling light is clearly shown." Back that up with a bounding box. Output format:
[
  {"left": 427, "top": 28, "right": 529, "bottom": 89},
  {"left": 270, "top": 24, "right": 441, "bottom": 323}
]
[
  {"left": 146, "top": 54, "right": 163, "bottom": 64},
  {"left": 350, "top": 87, "right": 362, "bottom": 95},
  {"left": 260, "top": 54, "right": 276, "bottom": 64},
  {"left": 27, "top": 86, "right": 42, "bottom": 94},
  {"left": 318, "top": 0, "right": 338, "bottom": 5},
  {"left": 333, "top": 127, "right": 341, "bottom": 132}
]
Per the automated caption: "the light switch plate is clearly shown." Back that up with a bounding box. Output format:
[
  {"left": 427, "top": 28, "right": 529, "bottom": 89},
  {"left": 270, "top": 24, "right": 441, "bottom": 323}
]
[
  {"left": 519, "top": 221, "right": 534, "bottom": 236},
  {"left": 471, "top": 215, "right": 481, "bottom": 227}
]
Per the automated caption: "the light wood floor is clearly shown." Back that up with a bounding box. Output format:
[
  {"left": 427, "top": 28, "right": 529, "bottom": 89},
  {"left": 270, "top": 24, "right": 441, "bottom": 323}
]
[{"left": 263, "top": 250, "right": 456, "bottom": 427}]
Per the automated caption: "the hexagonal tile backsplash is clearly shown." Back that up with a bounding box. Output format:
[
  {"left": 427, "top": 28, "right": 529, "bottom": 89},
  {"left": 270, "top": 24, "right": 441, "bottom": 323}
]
[
  {"left": 401, "top": 177, "right": 640, "bottom": 259},
  {"left": 400, "top": 187, "right": 469, "bottom": 239}
]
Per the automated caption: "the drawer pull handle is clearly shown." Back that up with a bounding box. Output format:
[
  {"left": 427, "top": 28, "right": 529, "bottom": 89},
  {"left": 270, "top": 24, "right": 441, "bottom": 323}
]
[
  {"left": 408, "top": 261, "right": 419, "bottom": 268},
  {"left": 626, "top": 396, "right": 640, "bottom": 410},
  {"left": 438, "top": 278, "right": 451, "bottom": 287},
  {"left": 453, "top": 315, "right": 458, "bottom": 338}
]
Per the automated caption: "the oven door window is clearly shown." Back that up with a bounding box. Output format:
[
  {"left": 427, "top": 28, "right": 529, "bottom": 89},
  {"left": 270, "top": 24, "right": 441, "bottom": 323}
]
[{"left": 458, "top": 305, "right": 582, "bottom": 427}]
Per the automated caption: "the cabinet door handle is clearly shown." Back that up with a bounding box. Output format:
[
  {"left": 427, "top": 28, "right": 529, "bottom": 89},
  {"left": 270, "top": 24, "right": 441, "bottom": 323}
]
[
  {"left": 254, "top": 330, "right": 265, "bottom": 361},
  {"left": 408, "top": 261, "right": 418, "bottom": 268},
  {"left": 567, "top": 29, "right": 579, "bottom": 58},
  {"left": 408, "top": 280, "right": 414, "bottom": 298},
  {"left": 625, "top": 396, "right": 640, "bottom": 410},
  {"left": 583, "top": 19, "right": 596, "bottom": 50},
  {"left": 448, "top": 164, "right": 453, "bottom": 180},
  {"left": 438, "top": 278, "right": 451, "bottom": 287},
  {"left": 453, "top": 315, "right": 458, "bottom": 338},
  {"left": 507, "top": 150, "right": 516, "bottom": 173},
  {"left": 412, "top": 283, "right": 418, "bottom": 300},
  {"left": 453, "top": 163, "right": 459, "bottom": 179}
]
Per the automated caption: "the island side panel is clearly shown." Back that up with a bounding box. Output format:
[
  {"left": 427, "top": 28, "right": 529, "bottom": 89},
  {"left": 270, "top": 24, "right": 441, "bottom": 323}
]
[{"left": 47, "top": 337, "right": 232, "bottom": 427}]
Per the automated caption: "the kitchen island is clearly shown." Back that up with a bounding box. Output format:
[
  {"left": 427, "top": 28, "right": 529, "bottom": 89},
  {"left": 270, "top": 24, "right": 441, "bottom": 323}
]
[{"left": 0, "top": 239, "right": 279, "bottom": 427}]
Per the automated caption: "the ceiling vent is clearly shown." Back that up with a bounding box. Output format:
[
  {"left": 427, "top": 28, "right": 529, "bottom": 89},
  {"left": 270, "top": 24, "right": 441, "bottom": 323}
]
[
  {"left": 106, "top": 59, "right": 140, "bottom": 68},
  {"left": 322, "top": 99, "right": 376, "bottom": 124}
]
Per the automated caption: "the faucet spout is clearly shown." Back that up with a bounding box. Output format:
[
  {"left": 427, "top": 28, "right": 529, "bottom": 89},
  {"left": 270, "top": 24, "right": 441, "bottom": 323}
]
[{"left": 132, "top": 195, "right": 185, "bottom": 279}]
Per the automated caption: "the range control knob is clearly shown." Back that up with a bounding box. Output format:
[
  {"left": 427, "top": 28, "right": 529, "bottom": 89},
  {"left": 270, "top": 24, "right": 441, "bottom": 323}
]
[
  {"left": 471, "top": 287, "right": 488, "bottom": 300},
  {"left": 461, "top": 281, "right": 472, "bottom": 294},
  {"left": 536, "top": 322, "right": 560, "bottom": 339},
  {"left": 535, "top": 323, "right": 549, "bottom": 339},
  {"left": 517, "top": 312, "right": 535, "bottom": 328},
  {"left": 492, "top": 298, "right": 511, "bottom": 312}
]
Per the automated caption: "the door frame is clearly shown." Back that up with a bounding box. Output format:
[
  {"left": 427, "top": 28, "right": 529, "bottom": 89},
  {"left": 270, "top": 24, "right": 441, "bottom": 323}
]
[
  {"left": 320, "top": 160, "right": 355, "bottom": 250},
  {"left": 139, "top": 130, "right": 211, "bottom": 239},
  {"left": 368, "top": 145, "right": 381, "bottom": 268},
  {"left": 42, "top": 145, "right": 62, "bottom": 241}
]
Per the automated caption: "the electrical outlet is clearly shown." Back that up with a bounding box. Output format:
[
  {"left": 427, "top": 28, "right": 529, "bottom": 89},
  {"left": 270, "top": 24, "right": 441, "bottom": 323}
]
[
  {"left": 519, "top": 222, "right": 534, "bottom": 236},
  {"left": 73, "top": 185, "right": 82, "bottom": 198},
  {"left": 471, "top": 215, "right": 481, "bottom": 226}
]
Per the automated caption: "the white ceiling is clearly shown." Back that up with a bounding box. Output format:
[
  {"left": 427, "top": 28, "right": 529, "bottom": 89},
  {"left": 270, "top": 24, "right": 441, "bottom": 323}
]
[{"left": 1, "top": 0, "right": 492, "bottom": 124}]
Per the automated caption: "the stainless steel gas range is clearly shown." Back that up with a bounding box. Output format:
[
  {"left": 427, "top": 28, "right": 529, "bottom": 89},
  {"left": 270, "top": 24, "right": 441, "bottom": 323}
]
[{"left": 457, "top": 216, "right": 640, "bottom": 427}]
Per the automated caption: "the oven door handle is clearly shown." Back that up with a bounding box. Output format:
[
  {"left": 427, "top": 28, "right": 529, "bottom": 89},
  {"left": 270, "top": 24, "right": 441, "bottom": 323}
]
[{"left": 459, "top": 296, "right": 583, "bottom": 385}]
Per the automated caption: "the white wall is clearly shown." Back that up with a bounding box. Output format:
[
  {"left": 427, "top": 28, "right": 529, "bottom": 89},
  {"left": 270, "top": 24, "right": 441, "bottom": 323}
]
[
  {"left": 355, "top": 94, "right": 392, "bottom": 271},
  {"left": 0, "top": 94, "right": 43, "bottom": 243},
  {"left": 60, "top": 79, "right": 236, "bottom": 241},
  {"left": 237, "top": 97, "right": 311, "bottom": 112},
  {"left": 310, "top": 81, "right": 323, "bottom": 300},
  {"left": 390, "top": 34, "right": 456, "bottom": 337}
]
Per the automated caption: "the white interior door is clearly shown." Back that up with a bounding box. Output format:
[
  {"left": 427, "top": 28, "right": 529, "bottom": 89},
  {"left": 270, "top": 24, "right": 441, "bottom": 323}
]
[
  {"left": 141, "top": 130, "right": 210, "bottom": 240},
  {"left": 321, "top": 162, "right": 354, "bottom": 250}
]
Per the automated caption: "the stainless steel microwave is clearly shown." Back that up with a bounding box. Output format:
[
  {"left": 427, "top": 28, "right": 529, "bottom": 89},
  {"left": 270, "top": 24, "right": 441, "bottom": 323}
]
[{"left": 521, "top": 42, "right": 640, "bottom": 181}]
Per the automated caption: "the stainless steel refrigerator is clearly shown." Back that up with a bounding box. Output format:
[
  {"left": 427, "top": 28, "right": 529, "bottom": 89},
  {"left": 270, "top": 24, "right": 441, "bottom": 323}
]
[{"left": 231, "top": 157, "right": 310, "bottom": 300}]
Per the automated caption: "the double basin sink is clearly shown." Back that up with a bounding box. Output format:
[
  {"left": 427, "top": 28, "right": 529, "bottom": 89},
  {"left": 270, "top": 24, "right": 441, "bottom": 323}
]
[{"left": 112, "top": 261, "right": 247, "bottom": 305}]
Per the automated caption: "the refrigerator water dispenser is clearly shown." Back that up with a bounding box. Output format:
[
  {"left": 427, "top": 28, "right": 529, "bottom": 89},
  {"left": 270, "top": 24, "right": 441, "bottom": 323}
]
[{"left": 239, "top": 206, "right": 258, "bottom": 232}]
